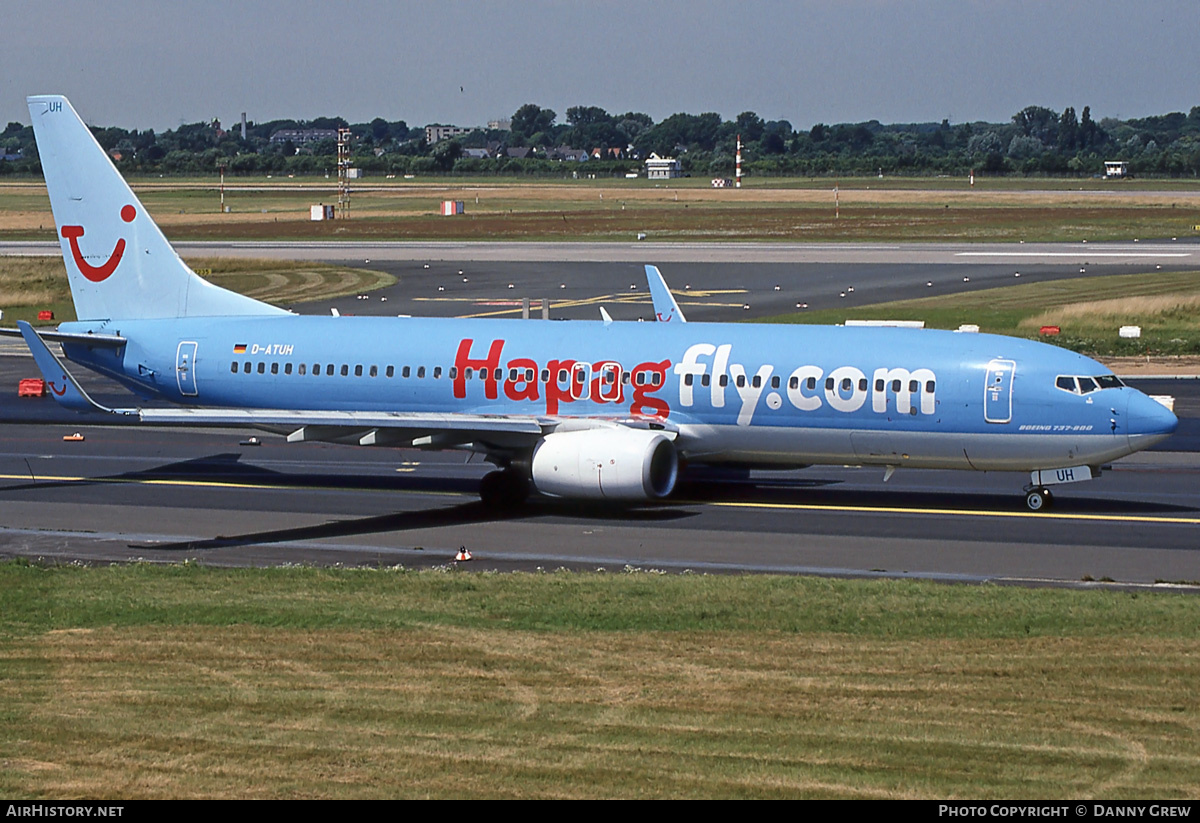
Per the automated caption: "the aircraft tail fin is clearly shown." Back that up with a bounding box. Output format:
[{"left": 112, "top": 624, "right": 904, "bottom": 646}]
[
  {"left": 645, "top": 264, "right": 686, "bottom": 323},
  {"left": 27, "top": 95, "right": 284, "bottom": 321}
]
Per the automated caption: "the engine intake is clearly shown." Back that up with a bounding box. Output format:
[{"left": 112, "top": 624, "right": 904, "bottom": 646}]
[{"left": 531, "top": 428, "right": 678, "bottom": 501}]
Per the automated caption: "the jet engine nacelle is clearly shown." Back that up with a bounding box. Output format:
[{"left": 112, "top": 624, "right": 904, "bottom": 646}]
[{"left": 531, "top": 428, "right": 678, "bottom": 501}]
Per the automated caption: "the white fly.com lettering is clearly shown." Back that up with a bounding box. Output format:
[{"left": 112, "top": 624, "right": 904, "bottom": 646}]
[{"left": 673, "top": 342, "right": 937, "bottom": 426}]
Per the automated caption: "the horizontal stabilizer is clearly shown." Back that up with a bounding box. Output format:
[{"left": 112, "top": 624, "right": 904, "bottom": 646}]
[
  {"left": 0, "top": 326, "right": 126, "bottom": 347},
  {"left": 16, "top": 321, "right": 132, "bottom": 415}
]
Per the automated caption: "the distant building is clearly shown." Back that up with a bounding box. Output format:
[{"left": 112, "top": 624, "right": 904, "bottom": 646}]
[
  {"left": 425, "top": 124, "right": 472, "bottom": 144},
  {"left": 547, "top": 146, "right": 588, "bottom": 162},
  {"left": 269, "top": 128, "right": 338, "bottom": 145},
  {"left": 487, "top": 118, "right": 512, "bottom": 131},
  {"left": 461, "top": 148, "right": 491, "bottom": 160},
  {"left": 645, "top": 153, "right": 681, "bottom": 179},
  {"left": 1104, "top": 161, "right": 1128, "bottom": 178}
]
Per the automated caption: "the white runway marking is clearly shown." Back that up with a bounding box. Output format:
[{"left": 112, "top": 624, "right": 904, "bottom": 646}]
[{"left": 956, "top": 252, "right": 1191, "bottom": 258}]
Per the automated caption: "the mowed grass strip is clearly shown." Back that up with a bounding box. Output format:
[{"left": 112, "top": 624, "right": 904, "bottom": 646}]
[
  {"left": 0, "top": 256, "right": 393, "bottom": 323},
  {"left": 2, "top": 563, "right": 1198, "bottom": 799},
  {"left": 2, "top": 178, "right": 1199, "bottom": 242},
  {"left": 767, "top": 269, "right": 1200, "bottom": 356}
]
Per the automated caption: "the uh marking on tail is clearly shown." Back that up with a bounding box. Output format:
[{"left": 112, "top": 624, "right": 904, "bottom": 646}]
[{"left": 60, "top": 204, "right": 136, "bottom": 283}]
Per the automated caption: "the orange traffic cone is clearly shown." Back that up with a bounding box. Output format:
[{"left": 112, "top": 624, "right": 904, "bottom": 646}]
[{"left": 455, "top": 546, "right": 472, "bottom": 561}]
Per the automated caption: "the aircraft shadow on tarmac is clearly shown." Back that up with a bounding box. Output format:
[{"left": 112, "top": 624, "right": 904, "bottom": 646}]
[
  {"left": 108, "top": 453, "right": 696, "bottom": 552},
  {"left": 4, "top": 453, "right": 1196, "bottom": 555}
]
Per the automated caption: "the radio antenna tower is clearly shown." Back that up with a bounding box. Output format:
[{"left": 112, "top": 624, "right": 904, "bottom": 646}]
[{"left": 337, "top": 127, "right": 352, "bottom": 219}]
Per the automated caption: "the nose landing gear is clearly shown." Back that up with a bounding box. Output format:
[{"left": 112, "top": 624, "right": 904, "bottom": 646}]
[{"left": 1024, "top": 486, "right": 1054, "bottom": 511}]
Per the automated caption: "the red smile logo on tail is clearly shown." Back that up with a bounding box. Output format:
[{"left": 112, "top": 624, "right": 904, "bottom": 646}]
[{"left": 61, "top": 204, "right": 136, "bottom": 283}]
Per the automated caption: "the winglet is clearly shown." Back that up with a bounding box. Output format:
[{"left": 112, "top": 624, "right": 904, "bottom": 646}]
[
  {"left": 645, "top": 265, "right": 686, "bottom": 323},
  {"left": 17, "top": 321, "right": 129, "bottom": 415},
  {"left": 599, "top": 306, "right": 613, "bottom": 326}
]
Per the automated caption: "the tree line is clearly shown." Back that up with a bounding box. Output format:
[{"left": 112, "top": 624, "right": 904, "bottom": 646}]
[{"left": 3, "top": 102, "right": 1200, "bottom": 178}]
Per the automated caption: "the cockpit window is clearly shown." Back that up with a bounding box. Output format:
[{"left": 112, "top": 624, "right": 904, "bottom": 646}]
[{"left": 1055, "top": 374, "right": 1125, "bottom": 395}]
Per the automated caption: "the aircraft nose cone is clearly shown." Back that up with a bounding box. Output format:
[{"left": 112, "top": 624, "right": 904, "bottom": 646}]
[{"left": 1126, "top": 390, "right": 1178, "bottom": 451}]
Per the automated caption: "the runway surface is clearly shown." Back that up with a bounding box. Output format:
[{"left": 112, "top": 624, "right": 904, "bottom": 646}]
[{"left": 2, "top": 241, "right": 1198, "bottom": 586}]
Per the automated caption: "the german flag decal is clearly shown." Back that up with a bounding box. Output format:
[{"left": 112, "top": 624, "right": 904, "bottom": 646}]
[{"left": 233, "top": 343, "right": 247, "bottom": 353}]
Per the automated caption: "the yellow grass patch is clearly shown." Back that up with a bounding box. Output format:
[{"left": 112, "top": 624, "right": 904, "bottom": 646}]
[
  {"left": 1020, "top": 294, "right": 1200, "bottom": 330},
  {"left": 4, "top": 624, "right": 1198, "bottom": 799}
]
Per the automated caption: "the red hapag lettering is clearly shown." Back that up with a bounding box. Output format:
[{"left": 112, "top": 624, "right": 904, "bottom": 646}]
[
  {"left": 630, "top": 359, "right": 671, "bottom": 419},
  {"left": 453, "top": 339, "right": 505, "bottom": 400},
  {"left": 544, "top": 358, "right": 577, "bottom": 415},
  {"left": 503, "top": 357, "right": 540, "bottom": 402}
]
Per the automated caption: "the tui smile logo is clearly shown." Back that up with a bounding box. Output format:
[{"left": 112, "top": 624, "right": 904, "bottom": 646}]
[{"left": 61, "top": 204, "right": 136, "bottom": 283}]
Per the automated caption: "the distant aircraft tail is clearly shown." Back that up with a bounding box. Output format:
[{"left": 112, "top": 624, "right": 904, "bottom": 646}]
[
  {"left": 27, "top": 95, "right": 284, "bottom": 321},
  {"left": 645, "top": 265, "right": 686, "bottom": 323}
]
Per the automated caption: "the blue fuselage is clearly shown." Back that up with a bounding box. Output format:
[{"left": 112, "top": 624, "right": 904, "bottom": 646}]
[{"left": 60, "top": 314, "right": 1178, "bottom": 471}]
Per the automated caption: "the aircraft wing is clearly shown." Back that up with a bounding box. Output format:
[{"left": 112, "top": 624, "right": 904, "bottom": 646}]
[
  {"left": 645, "top": 264, "right": 686, "bottom": 323},
  {"left": 140, "top": 407, "right": 547, "bottom": 450}
]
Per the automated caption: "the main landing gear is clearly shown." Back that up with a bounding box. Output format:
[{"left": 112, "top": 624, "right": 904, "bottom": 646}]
[{"left": 479, "top": 469, "right": 531, "bottom": 508}]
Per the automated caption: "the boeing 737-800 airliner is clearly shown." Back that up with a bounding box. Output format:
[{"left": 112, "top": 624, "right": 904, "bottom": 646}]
[{"left": 7, "top": 96, "right": 1179, "bottom": 511}]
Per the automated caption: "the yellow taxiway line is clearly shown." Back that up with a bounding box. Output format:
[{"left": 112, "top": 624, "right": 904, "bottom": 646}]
[
  {"left": 3, "top": 472, "right": 1198, "bottom": 525},
  {"left": 702, "top": 500, "right": 1200, "bottom": 525}
]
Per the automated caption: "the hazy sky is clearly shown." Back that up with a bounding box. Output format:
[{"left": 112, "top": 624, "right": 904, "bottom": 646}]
[{"left": 4, "top": 1, "right": 1199, "bottom": 132}]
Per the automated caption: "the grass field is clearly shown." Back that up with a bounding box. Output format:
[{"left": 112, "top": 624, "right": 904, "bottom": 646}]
[
  {"left": 2, "top": 177, "right": 1199, "bottom": 243},
  {"left": 2, "top": 562, "right": 1197, "bottom": 799},
  {"left": 0, "top": 256, "right": 393, "bottom": 324},
  {"left": 767, "top": 269, "right": 1200, "bottom": 356}
]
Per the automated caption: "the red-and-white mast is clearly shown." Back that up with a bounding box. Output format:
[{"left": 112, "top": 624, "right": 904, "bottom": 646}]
[{"left": 735, "top": 134, "right": 742, "bottom": 188}]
